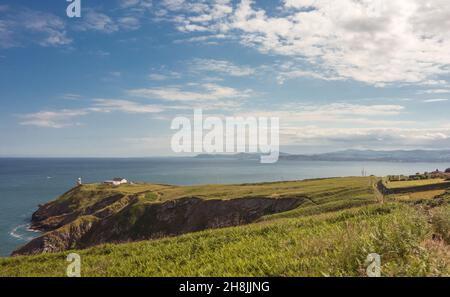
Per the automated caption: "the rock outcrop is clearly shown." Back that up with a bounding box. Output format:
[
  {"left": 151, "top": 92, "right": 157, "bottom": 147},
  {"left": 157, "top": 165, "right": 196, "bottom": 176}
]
[
  {"left": 12, "top": 216, "right": 99, "bottom": 256},
  {"left": 12, "top": 186, "right": 304, "bottom": 256},
  {"left": 78, "top": 196, "right": 303, "bottom": 248}
]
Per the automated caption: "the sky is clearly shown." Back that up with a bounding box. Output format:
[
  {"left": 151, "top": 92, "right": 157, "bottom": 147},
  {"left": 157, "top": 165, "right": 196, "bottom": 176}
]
[{"left": 1, "top": 0, "right": 450, "bottom": 157}]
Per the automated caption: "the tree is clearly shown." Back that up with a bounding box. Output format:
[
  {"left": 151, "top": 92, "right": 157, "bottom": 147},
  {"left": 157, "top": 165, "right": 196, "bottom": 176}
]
[{"left": 445, "top": 168, "right": 450, "bottom": 173}]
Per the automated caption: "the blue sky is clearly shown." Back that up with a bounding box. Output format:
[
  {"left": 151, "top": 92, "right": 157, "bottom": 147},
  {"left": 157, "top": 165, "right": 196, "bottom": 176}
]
[{"left": 1, "top": 0, "right": 450, "bottom": 157}]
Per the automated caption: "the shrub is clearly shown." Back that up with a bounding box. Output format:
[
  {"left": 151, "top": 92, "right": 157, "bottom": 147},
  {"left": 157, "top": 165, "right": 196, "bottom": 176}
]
[{"left": 431, "top": 205, "right": 450, "bottom": 244}]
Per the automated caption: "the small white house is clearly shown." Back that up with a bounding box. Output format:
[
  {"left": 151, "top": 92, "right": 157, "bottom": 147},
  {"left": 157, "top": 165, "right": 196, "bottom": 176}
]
[{"left": 104, "top": 178, "right": 128, "bottom": 186}]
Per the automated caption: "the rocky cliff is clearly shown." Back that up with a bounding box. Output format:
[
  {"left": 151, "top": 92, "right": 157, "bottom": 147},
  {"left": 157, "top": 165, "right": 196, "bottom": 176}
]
[{"left": 12, "top": 184, "right": 304, "bottom": 256}]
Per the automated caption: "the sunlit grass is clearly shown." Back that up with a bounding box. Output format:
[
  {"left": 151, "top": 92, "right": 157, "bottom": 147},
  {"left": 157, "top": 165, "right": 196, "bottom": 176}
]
[
  {"left": 386, "top": 179, "right": 448, "bottom": 189},
  {"left": 1, "top": 203, "right": 448, "bottom": 277}
]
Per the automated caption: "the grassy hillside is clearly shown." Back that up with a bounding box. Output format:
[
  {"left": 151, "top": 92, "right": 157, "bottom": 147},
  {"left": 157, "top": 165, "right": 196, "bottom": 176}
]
[
  {"left": 32, "top": 177, "right": 375, "bottom": 219},
  {"left": 73, "top": 176, "right": 375, "bottom": 202},
  {"left": 1, "top": 177, "right": 448, "bottom": 277},
  {"left": 386, "top": 179, "right": 448, "bottom": 189}
]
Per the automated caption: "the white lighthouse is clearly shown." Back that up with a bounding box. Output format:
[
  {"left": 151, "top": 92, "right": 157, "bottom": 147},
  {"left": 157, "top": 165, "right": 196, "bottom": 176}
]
[{"left": 77, "top": 177, "right": 82, "bottom": 186}]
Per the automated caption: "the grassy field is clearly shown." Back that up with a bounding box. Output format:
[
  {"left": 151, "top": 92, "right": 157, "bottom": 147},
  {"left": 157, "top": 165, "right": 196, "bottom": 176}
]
[
  {"left": 50, "top": 177, "right": 377, "bottom": 216},
  {"left": 81, "top": 176, "right": 375, "bottom": 201},
  {"left": 1, "top": 177, "right": 448, "bottom": 277},
  {"left": 386, "top": 179, "right": 448, "bottom": 189},
  {"left": 393, "top": 190, "right": 446, "bottom": 202}
]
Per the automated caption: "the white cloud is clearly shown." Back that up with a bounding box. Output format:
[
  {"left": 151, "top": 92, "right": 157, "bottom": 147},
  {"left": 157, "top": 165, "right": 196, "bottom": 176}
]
[
  {"left": 61, "top": 93, "right": 83, "bottom": 100},
  {"left": 275, "top": 61, "right": 344, "bottom": 84},
  {"left": 230, "top": 102, "right": 450, "bottom": 149},
  {"left": 119, "top": 0, "right": 152, "bottom": 9},
  {"left": 119, "top": 0, "right": 141, "bottom": 8},
  {"left": 423, "top": 98, "right": 449, "bottom": 103},
  {"left": 19, "top": 109, "right": 88, "bottom": 128},
  {"left": 238, "top": 103, "right": 406, "bottom": 124},
  {"left": 420, "top": 80, "right": 449, "bottom": 86},
  {"left": 167, "top": 99, "right": 243, "bottom": 112},
  {"left": 161, "top": 0, "right": 450, "bottom": 86},
  {"left": 190, "top": 58, "right": 255, "bottom": 77},
  {"left": 173, "top": 33, "right": 227, "bottom": 44},
  {"left": 118, "top": 16, "right": 141, "bottom": 30},
  {"left": 22, "top": 11, "right": 72, "bottom": 46},
  {"left": 74, "top": 9, "right": 144, "bottom": 33},
  {"left": 0, "top": 9, "right": 72, "bottom": 48},
  {"left": 148, "top": 70, "right": 181, "bottom": 81},
  {"left": 76, "top": 10, "right": 119, "bottom": 33},
  {"left": 92, "top": 99, "right": 164, "bottom": 113},
  {"left": 281, "top": 126, "right": 450, "bottom": 149},
  {"left": 157, "top": 0, "right": 233, "bottom": 31},
  {"left": 148, "top": 74, "right": 170, "bottom": 81},
  {"left": 418, "top": 89, "right": 450, "bottom": 94},
  {"left": 1, "top": 3, "right": 152, "bottom": 48},
  {"left": 19, "top": 99, "right": 164, "bottom": 128},
  {"left": 128, "top": 83, "right": 253, "bottom": 101},
  {"left": 109, "top": 71, "right": 122, "bottom": 77},
  {"left": 0, "top": 20, "right": 16, "bottom": 48},
  {"left": 75, "top": 2, "right": 152, "bottom": 32},
  {"left": 115, "top": 0, "right": 152, "bottom": 31},
  {"left": 161, "top": 0, "right": 188, "bottom": 11}
]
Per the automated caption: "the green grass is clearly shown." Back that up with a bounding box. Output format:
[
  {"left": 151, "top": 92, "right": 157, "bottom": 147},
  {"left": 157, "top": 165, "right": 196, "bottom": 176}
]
[
  {"left": 127, "top": 176, "right": 374, "bottom": 202},
  {"left": 1, "top": 177, "right": 448, "bottom": 277},
  {"left": 386, "top": 179, "right": 448, "bottom": 189},
  {"left": 41, "top": 176, "right": 377, "bottom": 225},
  {"left": 1, "top": 203, "right": 447, "bottom": 277},
  {"left": 431, "top": 205, "right": 450, "bottom": 244}
]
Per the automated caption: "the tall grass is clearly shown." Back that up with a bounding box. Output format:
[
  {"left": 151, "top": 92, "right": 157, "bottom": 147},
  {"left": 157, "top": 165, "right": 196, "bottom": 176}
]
[{"left": 1, "top": 203, "right": 446, "bottom": 277}]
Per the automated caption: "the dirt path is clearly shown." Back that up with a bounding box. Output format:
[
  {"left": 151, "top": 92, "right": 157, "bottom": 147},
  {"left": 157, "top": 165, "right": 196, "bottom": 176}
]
[{"left": 371, "top": 177, "right": 385, "bottom": 204}]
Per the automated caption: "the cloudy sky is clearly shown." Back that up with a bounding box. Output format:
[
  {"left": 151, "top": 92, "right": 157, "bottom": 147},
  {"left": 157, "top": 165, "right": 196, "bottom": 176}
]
[{"left": 1, "top": 0, "right": 450, "bottom": 157}]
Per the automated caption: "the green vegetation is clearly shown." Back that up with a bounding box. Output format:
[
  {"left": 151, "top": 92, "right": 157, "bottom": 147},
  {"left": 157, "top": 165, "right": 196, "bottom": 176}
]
[
  {"left": 0, "top": 176, "right": 448, "bottom": 277},
  {"left": 44, "top": 177, "right": 378, "bottom": 222},
  {"left": 431, "top": 205, "right": 450, "bottom": 244},
  {"left": 45, "top": 177, "right": 375, "bottom": 212},
  {"left": 392, "top": 190, "right": 446, "bottom": 203},
  {"left": 386, "top": 179, "right": 448, "bottom": 189},
  {"left": 51, "top": 183, "right": 171, "bottom": 212}
]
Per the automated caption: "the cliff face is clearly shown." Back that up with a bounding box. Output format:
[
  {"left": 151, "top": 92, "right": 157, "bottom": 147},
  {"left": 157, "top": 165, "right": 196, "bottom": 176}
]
[
  {"left": 12, "top": 185, "right": 304, "bottom": 256},
  {"left": 12, "top": 216, "right": 99, "bottom": 256},
  {"left": 30, "top": 188, "right": 127, "bottom": 231},
  {"left": 79, "top": 196, "right": 303, "bottom": 248}
]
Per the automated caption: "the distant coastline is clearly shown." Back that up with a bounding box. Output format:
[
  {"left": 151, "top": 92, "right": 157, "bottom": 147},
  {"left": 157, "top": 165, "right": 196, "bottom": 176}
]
[
  {"left": 2, "top": 149, "right": 450, "bottom": 163},
  {"left": 195, "top": 149, "right": 450, "bottom": 163}
]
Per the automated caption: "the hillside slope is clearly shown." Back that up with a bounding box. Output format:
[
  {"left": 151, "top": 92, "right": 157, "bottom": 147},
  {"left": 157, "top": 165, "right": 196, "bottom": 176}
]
[
  {"left": 1, "top": 177, "right": 448, "bottom": 276},
  {"left": 12, "top": 177, "right": 374, "bottom": 256}
]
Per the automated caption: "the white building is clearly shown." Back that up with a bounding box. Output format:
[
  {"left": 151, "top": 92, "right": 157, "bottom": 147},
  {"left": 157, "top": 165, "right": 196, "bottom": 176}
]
[{"left": 104, "top": 178, "right": 128, "bottom": 186}]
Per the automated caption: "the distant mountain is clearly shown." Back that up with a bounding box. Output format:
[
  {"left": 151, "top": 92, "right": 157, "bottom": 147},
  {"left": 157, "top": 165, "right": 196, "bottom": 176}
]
[
  {"left": 195, "top": 150, "right": 450, "bottom": 163},
  {"left": 195, "top": 152, "right": 291, "bottom": 160},
  {"left": 303, "top": 149, "right": 450, "bottom": 162},
  {"left": 195, "top": 153, "right": 261, "bottom": 160}
]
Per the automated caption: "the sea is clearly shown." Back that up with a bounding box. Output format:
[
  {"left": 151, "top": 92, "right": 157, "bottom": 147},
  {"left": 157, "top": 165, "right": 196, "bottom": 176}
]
[{"left": 0, "top": 157, "right": 448, "bottom": 257}]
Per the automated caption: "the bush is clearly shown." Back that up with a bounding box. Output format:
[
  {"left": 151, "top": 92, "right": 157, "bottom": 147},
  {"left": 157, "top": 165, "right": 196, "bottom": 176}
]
[
  {"left": 445, "top": 168, "right": 450, "bottom": 173},
  {"left": 431, "top": 205, "right": 450, "bottom": 244}
]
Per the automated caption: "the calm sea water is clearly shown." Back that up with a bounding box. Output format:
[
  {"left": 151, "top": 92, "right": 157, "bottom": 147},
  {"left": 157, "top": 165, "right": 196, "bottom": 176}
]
[{"left": 0, "top": 157, "right": 448, "bottom": 256}]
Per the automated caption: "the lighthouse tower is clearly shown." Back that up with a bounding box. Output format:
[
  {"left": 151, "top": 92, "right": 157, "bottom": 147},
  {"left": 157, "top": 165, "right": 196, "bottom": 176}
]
[{"left": 77, "top": 177, "right": 82, "bottom": 187}]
